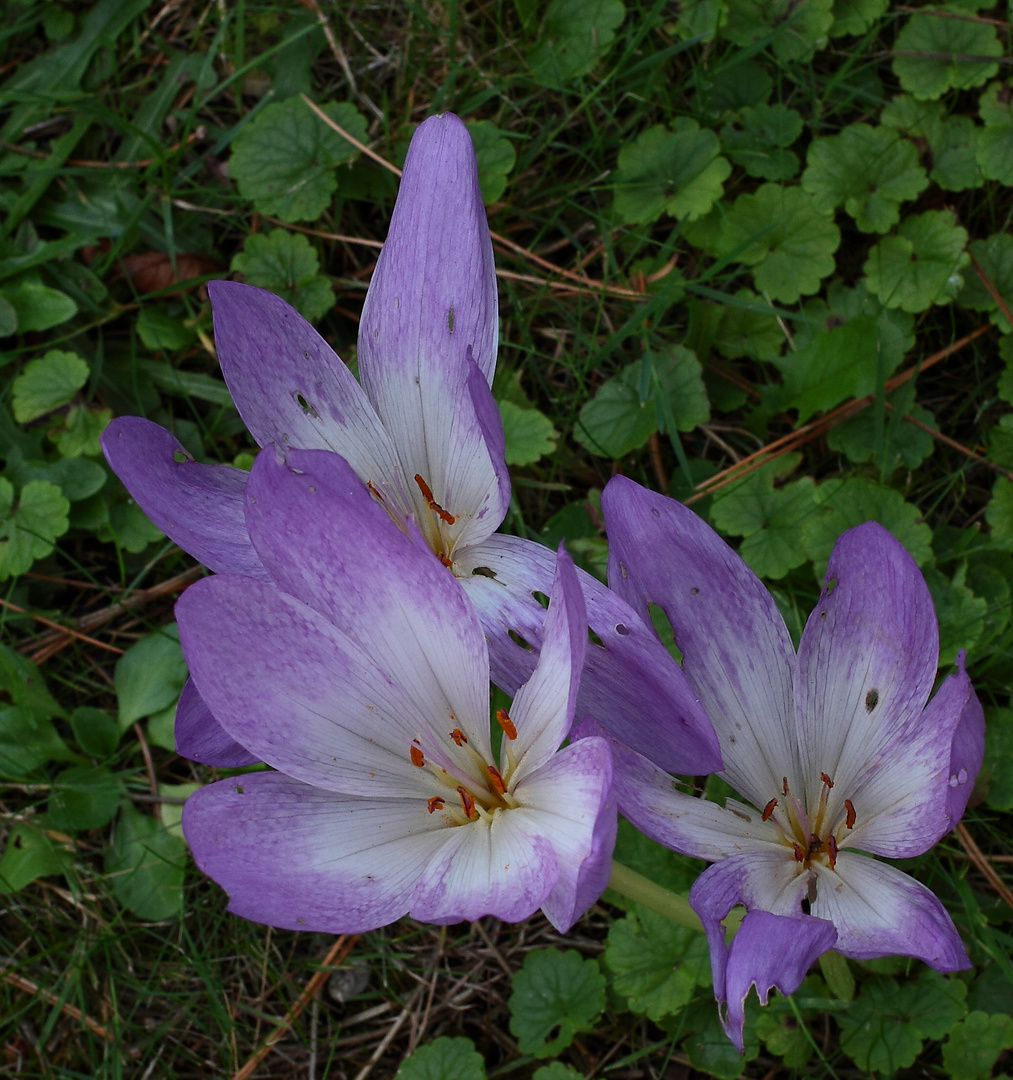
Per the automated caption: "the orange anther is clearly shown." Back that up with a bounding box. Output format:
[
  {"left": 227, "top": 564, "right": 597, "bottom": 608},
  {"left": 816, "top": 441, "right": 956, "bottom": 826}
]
[
  {"left": 366, "top": 480, "right": 383, "bottom": 502},
  {"left": 761, "top": 798, "right": 778, "bottom": 821},
  {"left": 487, "top": 765, "right": 508, "bottom": 795},
  {"left": 449, "top": 728, "right": 468, "bottom": 746},
  {"left": 409, "top": 744, "right": 425, "bottom": 768},
  {"left": 782, "top": 776, "right": 789, "bottom": 796},
  {"left": 792, "top": 842, "right": 806, "bottom": 863},
  {"left": 414, "top": 474, "right": 456, "bottom": 525},
  {"left": 437, "top": 552, "right": 453, "bottom": 568},
  {"left": 427, "top": 797, "right": 445, "bottom": 814},
  {"left": 827, "top": 834, "right": 838, "bottom": 868},
  {"left": 457, "top": 786, "right": 476, "bottom": 819},
  {"left": 820, "top": 772, "right": 834, "bottom": 788},
  {"left": 495, "top": 708, "right": 517, "bottom": 740},
  {"left": 844, "top": 799, "right": 856, "bottom": 829}
]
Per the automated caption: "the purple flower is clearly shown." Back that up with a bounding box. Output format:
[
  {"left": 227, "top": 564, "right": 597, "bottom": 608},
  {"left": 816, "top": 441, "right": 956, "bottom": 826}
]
[
  {"left": 178, "top": 445, "right": 615, "bottom": 932},
  {"left": 101, "top": 113, "right": 720, "bottom": 779},
  {"left": 586, "top": 476, "right": 984, "bottom": 1049}
]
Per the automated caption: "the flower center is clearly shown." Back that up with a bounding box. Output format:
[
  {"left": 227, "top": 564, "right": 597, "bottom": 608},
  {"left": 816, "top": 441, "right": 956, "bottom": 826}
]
[
  {"left": 408, "top": 707, "right": 520, "bottom": 825},
  {"left": 761, "top": 772, "right": 857, "bottom": 872},
  {"left": 364, "top": 473, "right": 458, "bottom": 568}
]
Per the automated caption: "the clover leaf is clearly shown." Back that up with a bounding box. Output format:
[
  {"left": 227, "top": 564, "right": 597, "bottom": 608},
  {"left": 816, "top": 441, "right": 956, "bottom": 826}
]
[
  {"left": 12, "top": 349, "right": 89, "bottom": 424},
  {"left": 498, "top": 401, "right": 557, "bottom": 465},
  {"left": 717, "top": 183, "right": 839, "bottom": 303},
  {"left": 802, "top": 123, "right": 928, "bottom": 233},
  {"left": 892, "top": 11, "right": 1001, "bottom": 100},
  {"left": 977, "top": 81, "right": 1013, "bottom": 186},
  {"left": 958, "top": 232, "right": 1013, "bottom": 333},
  {"left": 862, "top": 210, "right": 969, "bottom": 313},
  {"left": 395, "top": 1036, "right": 486, "bottom": 1080},
  {"left": 614, "top": 120, "right": 730, "bottom": 224},
  {"left": 231, "top": 230, "right": 333, "bottom": 322},
  {"left": 881, "top": 96, "right": 983, "bottom": 191},
  {"left": 527, "top": 0, "right": 625, "bottom": 86},
  {"left": 465, "top": 121, "right": 516, "bottom": 204},
  {"left": 0, "top": 479, "right": 70, "bottom": 581},
  {"left": 508, "top": 949, "right": 605, "bottom": 1058},
  {"left": 724, "top": 0, "right": 834, "bottom": 62},
  {"left": 720, "top": 104, "right": 803, "bottom": 180},
  {"left": 943, "top": 1011, "right": 1013, "bottom": 1080},
  {"left": 830, "top": 0, "right": 887, "bottom": 37},
  {"left": 229, "top": 97, "right": 367, "bottom": 222}
]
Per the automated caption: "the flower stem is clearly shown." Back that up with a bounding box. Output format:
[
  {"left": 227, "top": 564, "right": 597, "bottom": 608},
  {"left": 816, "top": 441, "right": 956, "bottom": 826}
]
[{"left": 607, "top": 861, "right": 703, "bottom": 931}]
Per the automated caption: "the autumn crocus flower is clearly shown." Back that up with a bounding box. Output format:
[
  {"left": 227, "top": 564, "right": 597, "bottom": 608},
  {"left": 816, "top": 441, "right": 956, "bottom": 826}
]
[
  {"left": 587, "top": 476, "right": 984, "bottom": 1049},
  {"left": 178, "top": 446, "right": 615, "bottom": 932},
  {"left": 101, "top": 112, "right": 720, "bottom": 779}
]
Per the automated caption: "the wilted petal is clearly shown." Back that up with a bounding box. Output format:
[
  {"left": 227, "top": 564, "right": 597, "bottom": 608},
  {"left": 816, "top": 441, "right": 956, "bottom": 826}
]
[
  {"left": 175, "top": 677, "right": 258, "bottom": 767},
  {"left": 458, "top": 532, "right": 721, "bottom": 775},
  {"left": 795, "top": 522, "right": 941, "bottom": 835},
  {"left": 513, "top": 736, "right": 615, "bottom": 931},
  {"left": 943, "top": 652, "right": 985, "bottom": 828},
  {"left": 183, "top": 772, "right": 449, "bottom": 933},
  {"left": 209, "top": 281, "right": 399, "bottom": 483},
  {"left": 100, "top": 416, "right": 266, "bottom": 578},
  {"left": 176, "top": 574, "right": 444, "bottom": 799},
  {"left": 602, "top": 476, "right": 796, "bottom": 804},
  {"left": 812, "top": 852, "right": 969, "bottom": 970},
  {"left": 244, "top": 447, "right": 492, "bottom": 760}
]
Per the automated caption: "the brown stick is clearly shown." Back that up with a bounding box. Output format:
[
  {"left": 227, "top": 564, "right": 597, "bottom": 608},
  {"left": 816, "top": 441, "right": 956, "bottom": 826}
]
[
  {"left": 232, "top": 935, "right": 360, "bottom": 1080},
  {"left": 3, "top": 969, "right": 115, "bottom": 1042},
  {"left": 0, "top": 598, "right": 125, "bottom": 655},
  {"left": 954, "top": 822, "right": 1013, "bottom": 912}
]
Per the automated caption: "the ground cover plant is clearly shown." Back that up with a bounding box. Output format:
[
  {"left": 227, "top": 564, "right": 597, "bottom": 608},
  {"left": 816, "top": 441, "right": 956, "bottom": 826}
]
[{"left": 1, "top": 0, "right": 1013, "bottom": 1077}]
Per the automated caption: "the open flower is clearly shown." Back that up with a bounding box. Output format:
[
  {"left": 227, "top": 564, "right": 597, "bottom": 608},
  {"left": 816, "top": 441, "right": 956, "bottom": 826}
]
[
  {"left": 587, "top": 476, "right": 984, "bottom": 1049},
  {"left": 101, "top": 112, "right": 720, "bottom": 779},
  {"left": 179, "top": 446, "right": 615, "bottom": 932}
]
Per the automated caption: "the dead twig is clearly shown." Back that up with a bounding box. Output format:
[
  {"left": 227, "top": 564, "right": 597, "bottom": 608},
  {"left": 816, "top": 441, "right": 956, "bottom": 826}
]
[
  {"left": 954, "top": 822, "right": 1013, "bottom": 912},
  {"left": 3, "top": 968, "right": 115, "bottom": 1042}
]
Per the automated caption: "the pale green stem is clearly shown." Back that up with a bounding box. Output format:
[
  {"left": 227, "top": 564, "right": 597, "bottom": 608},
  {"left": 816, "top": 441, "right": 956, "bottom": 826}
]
[{"left": 608, "top": 860, "right": 703, "bottom": 931}]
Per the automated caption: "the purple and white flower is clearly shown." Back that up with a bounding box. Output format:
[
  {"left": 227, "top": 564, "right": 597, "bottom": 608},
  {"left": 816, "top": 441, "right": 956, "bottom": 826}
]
[
  {"left": 178, "top": 446, "right": 614, "bottom": 932},
  {"left": 101, "top": 113, "right": 720, "bottom": 779},
  {"left": 586, "top": 476, "right": 984, "bottom": 1048}
]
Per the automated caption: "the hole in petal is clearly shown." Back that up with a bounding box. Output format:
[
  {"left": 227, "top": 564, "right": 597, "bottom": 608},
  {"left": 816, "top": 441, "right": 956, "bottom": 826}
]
[
  {"left": 588, "top": 627, "right": 605, "bottom": 649},
  {"left": 615, "top": 623, "right": 629, "bottom": 636},
  {"left": 865, "top": 688, "right": 879, "bottom": 713},
  {"left": 825, "top": 576, "right": 837, "bottom": 595},
  {"left": 471, "top": 566, "right": 497, "bottom": 579},
  {"left": 448, "top": 307, "right": 455, "bottom": 333},
  {"left": 648, "top": 602, "right": 683, "bottom": 665},
  {"left": 689, "top": 587, "right": 699, "bottom": 595},
  {"left": 294, "top": 392, "right": 319, "bottom": 418},
  {"left": 508, "top": 628, "right": 533, "bottom": 651},
  {"left": 172, "top": 450, "right": 189, "bottom": 464},
  {"left": 531, "top": 590, "right": 550, "bottom": 609},
  {"left": 234, "top": 785, "right": 244, "bottom": 794}
]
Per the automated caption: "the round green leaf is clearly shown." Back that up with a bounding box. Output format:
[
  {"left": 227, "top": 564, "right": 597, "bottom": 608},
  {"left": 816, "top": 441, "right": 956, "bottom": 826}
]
[
  {"left": 977, "top": 82, "right": 1013, "bottom": 186},
  {"left": 527, "top": 0, "right": 625, "bottom": 86},
  {"left": 105, "top": 803, "right": 186, "bottom": 920},
  {"left": 614, "top": 120, "right": 730, "bottom": 224},
  {"left": 465, "top": 121, "right": 516, "bottom": 205},
  {"left": 863, "top": 210, "right": 970, "bottom": 313},
  {"left": 0, "top": 706, "right": 75, "bottom": 777},
  {"left": 114, "top": 624, "right": 187, "bottom": 732},
  {"left": 230, "top": 97, "right": 367, "bottom": 222},
  {"left": 508, "top": 948, "right": 605, "bottom": 1058},
  {"left": 724, "top": 0, "right": 833, "bottom": 62},
  {"left": 881, "top": 96, "right": 983, "bottom": 192},
  {"left": 52, "top": 405, "right": 112, "bottom": 459},
  {"left": 0, "top": 280, "right": 77, "bottom": 333},
  {"left": 0, "top": 478, "right": 71, "bottom": 580},
  {"left": 943, "top": 1011, "right": 1013, "bottom": 1080},
  {"left": 893, "top": 12, "right": 1001, "bottom": 100},
  {"left": 958, "top": 232, "right": 1013, "bottom": 333},
  {"left": 70, "top": 706, "right": 120, "bottom": 758},
  {"left": 498, "top": 400, "right": 557, "bottom": 466},
  {"left": 720, "top": 104, "right": 803, "bottom": 181},
  {"left": 802, "top": 124, "right": 928, "bottom": 233},
  {"left": 48, "top": 764, "right": 125, "bottom": 832},
  {"left": 575, "top": 367, "right": 657, "bottom": 459},
  {"left": 231, "top": 230, "right": 333, "bottom": 322},
  {"left": 0, "top": 822, "right": 71, "bottom": 894},
  {"left": 717, "top": 183, "right": 840, "bottom": 303},
  {"left": 830, "top": 0, "right": 887, "bottom": 37},
  {"left": 12, "top": 349, "right": 90, "bottom": 423},
  {"left": 982, "top": 706, "right": 1013, "bottom": 811},
  {"left": 394, "top": 1036, "right": 486, "bottom": 1080}
]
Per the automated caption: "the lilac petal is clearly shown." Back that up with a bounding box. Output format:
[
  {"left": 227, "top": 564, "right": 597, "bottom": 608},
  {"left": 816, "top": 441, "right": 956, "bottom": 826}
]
[
  {"left": 795, "top": 522, "right": 941, "bottom": 830},
  {"left": 514, "top": 736, "right": 615, "bottom": 932},
  {"left": 410, "top": 812, "right": 558, "bottom": 925},
  {"left": 944, "top": 651, "right": 984, "bottom": 828},
  {"left": 457, "top": 533, "right": 722, "bottom": 775},
  {"left": 183, "top": 772, "right": 449, "bottom": 933},
  {"left": 602, "top": 476, "right": 795, "bottom": 804},
  {"left": 812, "top": 852, "right": 969, "bottom": 970},
  {"left": 848, "top": 653, "right": 982, "bottom": 858},
  {"left": 462, "top": 358, "right": 510, "bottom": 546},
  {"left": 506, "top": 547, "right": 586, "bottom": 779},
  {"left": 594, "top": 723, "right": 781, "bottom": 860},
  {"left": 176, "top": 574, "right": 447, "bottom": 799},
  {"left": 244, "top": 447, "right": 492, "bottom": 761},
  {"left": 689, "top": 856, "right": 836, "bottom": 1051},
  {"left": 175, "top": 677, "right": 258, "bottom": 767},
  {"left": 209, "top": 280, "right": 400, "bottom": 483},
  {"left": 100, "top": 416, "right": 266, "bottom": 578}
]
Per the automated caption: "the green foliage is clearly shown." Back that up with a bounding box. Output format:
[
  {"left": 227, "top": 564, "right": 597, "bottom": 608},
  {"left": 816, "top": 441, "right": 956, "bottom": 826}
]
[
  {"left": 69, "top": 706, "right": 120, "bottom": 758},
  {"left": 47, "top": 764, "right": 124, "bottom": 831},
  {"left": 802, "top": 124, "right": 928, "bottom": 233},
  {"left": 105, "top": 802, "right": 186, "bottom": 920},
  {"left": 466, "top": 121, "right": 516, "bottom": 204},
  {"left": 982, "top": 707, "right": 1013, "bottom": 811},
  {"left": 508, "top": 948, "right": 605, "bottom": 1058},
  {"left": 943, "top": 1010, "right": 1013, "bottom": 1080},
  {"left": 892, "top": 11, "right": 1001, "bottom": 100},
  {"left": 987, "top": 477, "right": 1013, "bottom": 553},
  {"left": 614, "top": 120, "right": 730, "bottom": 224},
  {"left": 499, "top": 400, "right": 557, "bottom": 465},
  {"left": 11, "top": 349, "right": 89, "bottom": 423},
  {"left": 720, "top": 104, "right": 803, "bottom": 181},
  {"left": 114, "top": 625, "right": 187, "bottom": 733},
  {"left": 0, "top": 706, "right": 75, "bottom": 776},
  {"left": 231, "top": 230, "right": 333, "bottom": 321},
  {"left": 395, "top": 1036, "right": 486, "bottom": 1080},
  {"left": 527, "top": 0, "right": 625, "bottom": 86},
  {"left": 229, "top": 97, "right": 366, "bottom": 221},
  {"left": 924, "top": 564, "right": 987, "bottom": 666},
  {"left": 0, "top": 276, "right": 77, "bottom": 333},
  {"left": 977, "top": 82, "right": 1013, "bottom": 187},
  {"left": 0, "top": 821, "right": 71, "bottom": 893},
  {"left": 723, "top": 0, "right": 834, "bottom": 62},
  {"left": 717, "top": 184, "right": 839, "bottom": 303},
  {"left": 136, "top": 305, "right": 195, "bottom": 352},
  {"left": 0, "top": 478, "right": 70, "bottom": 579},
  {"left": 960, "top": 232, "right": 1013, "bottom": 333},
  {"left": 827, "top": 388, "right": 935, "bottom": 474},
  {"left": 686, "top": 291, "right": 785, "bottom": 364},
  {"left": 863, "top": 210, "right": 970, "bottom": 313},
  {"left": 830, "top": 0, "right": 887, "bottom": 37},
  {"left": 605, "top": 906, "right": 710, "bottom": 1021}
]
